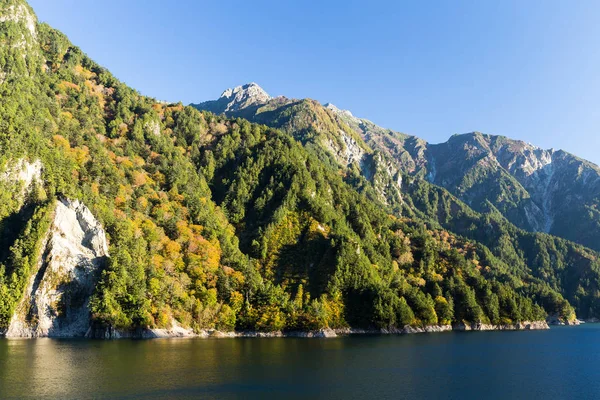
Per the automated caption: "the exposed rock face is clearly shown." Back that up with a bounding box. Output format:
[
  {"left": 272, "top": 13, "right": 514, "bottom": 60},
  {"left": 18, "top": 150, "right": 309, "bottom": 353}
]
[
  {"left": 353, "top": 127, "right": 600, "bottom": 252},
  {"left": 6, "top": 198, "right": 108, "bottom": 337},
  {"left": 413, "top": 133, "right": 600, "bottom": 251},
  {"left": 219, "top": 82, "right": 271, "bottom": 112},
  {"left": 0, "top": 3, "right": 36, "bottom": 38},
  {"left": 346, "top": 325, "right": 453, "bottom": 334},
  {"left": 194, "top": 83, "right": 271, "bottom": 115},
  {"left": 0, "top": 158, "right": 42, "bottom": 200},
  {"left": 85, "top": 321, "right": 554, "bottom": 340},
  {"left": 222, "top": 329, "right": 338, "bottom": 338},
  {"left": 324, "top": 105, "right": 370, "bottom": 164},
  {"left": 325, "top": 103, "right": 360, "bottom": 125},
  {"left": 400, "top": 325, "right": 453, "bottom": 334},
  {"left": 453, "top": 321, "right": 549, "bottom": 331},
  {"left": 546, "top": 314, "right": 581, "bottom": 326},
  {"left": 88, "top": 327, "right": 341, "bottom": 339},
  {"left": 83, "top": 320, "right": 556, "bottom": 340},
  {"left": 325, "top": 104, "right": 403, "bottom": 207},
  {"left": 288, "top": 328, "right": 338, "bottom": 338},
  {"left": 194, "top": 87, "right": 398, "bottom": 203},
  {"left": 144, "top": 119, "right": 161, "bottom": 136},
  {"left": 325, "top": 129, "right": 365, "bottom": 167},
  {"left": 194, "top": 87, "right": 375, "bottom": 174},
  {"left": 334, "top": 323, "right": 547, "bottom": 335},
  {"left": 87, "top": 318, "right": 201, "bottom": 339}
]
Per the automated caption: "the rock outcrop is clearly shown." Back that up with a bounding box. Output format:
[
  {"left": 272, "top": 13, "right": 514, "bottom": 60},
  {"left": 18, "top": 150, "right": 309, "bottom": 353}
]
[
  {"left": 0, "top": 2, "right": 36, "bottom": 38},
  {"left": 0, "top": 0, "right": 40, "bottom": 81},
  {"left": 6, "top": 198, "right": 108, "bottom": 337},
  {"left": 325, "top": 129, "right": 365, "bottom": 167},
  {"left": 193, "top": 83, "right": 271, "bottom": 115},
  {"left": 371, "top": 131, "right": 600, "bottom": 252},
  {"left": 87, "top": 319, "right": 199, "bottom": 339},
  {"left": 453, "top": 321, "right": 549, "bottom": 331},
  {"left": 219, "top": 82, "right": 271, "bottom": 112},
  {"left": 546, "top": 314, "right": 581, "bottom": 326},
  {"left": 0, "top": 158, "right": 42, "bottom": 200},
  {"left": 322, "top": 104, "right": 404, "bottom": 206}
]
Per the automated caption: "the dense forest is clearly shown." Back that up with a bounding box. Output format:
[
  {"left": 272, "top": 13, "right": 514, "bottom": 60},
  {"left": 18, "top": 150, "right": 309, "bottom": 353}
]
[
  {"left": 195, "top": 84, "right": 600, "bottom": 323},
  {"left": 0, "top": 0, "right": 596, "bottom": 336}
]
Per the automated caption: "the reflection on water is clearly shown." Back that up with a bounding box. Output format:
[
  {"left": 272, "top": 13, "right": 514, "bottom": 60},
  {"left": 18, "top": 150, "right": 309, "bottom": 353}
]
[{"left": 1, "top": 325, "right": 600, "bottom": 399}]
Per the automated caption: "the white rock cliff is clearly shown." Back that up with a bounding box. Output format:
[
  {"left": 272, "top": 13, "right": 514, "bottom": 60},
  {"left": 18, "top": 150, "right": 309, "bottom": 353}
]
[
  {"left": 6, "top": 198, "right": 108, "bottom": 338},
  {"left": 219, "top": 82, "right": 271, "bottom": 112}
]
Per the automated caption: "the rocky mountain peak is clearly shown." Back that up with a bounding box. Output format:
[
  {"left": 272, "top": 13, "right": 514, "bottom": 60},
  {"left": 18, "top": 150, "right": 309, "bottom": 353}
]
[
  {"left": 324, "top": 103, "right": 354, "bottom": 118},
  {"left": 218, "top": 82, "right": 271, "bottom": 112}
]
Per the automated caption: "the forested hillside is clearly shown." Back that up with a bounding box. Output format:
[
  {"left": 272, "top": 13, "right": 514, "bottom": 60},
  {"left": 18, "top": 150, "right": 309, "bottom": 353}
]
[
  {"left": 194, "top": 84, "right": 600, "bottom": 322},
  {"left": 0, "top": 0, "right": 597, "bottom": 337}
]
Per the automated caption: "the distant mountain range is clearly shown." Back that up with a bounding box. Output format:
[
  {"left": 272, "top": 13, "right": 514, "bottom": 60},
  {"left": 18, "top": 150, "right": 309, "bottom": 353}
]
[{"left": 193, "top": 83, "right": 600, "bottom": 253}]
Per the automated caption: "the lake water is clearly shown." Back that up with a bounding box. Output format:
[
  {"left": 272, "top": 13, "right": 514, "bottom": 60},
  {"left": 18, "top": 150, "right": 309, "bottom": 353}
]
[{"left": 1, "top": 325, "right": 599, "bottom": 399}]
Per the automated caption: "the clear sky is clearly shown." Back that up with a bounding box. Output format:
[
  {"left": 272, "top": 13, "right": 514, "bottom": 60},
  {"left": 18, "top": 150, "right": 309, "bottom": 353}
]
[{"left": 28, "top": 0, "right": 600, "bottom": 164}]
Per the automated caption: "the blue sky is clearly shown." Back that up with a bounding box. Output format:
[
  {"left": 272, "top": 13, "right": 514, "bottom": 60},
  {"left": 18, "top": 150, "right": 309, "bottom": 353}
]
[{"left": 29, "top": 0, "right": 600, "bottom": 164}]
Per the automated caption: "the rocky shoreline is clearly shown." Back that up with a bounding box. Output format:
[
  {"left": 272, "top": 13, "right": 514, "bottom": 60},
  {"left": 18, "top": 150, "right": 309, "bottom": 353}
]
[
  {"left": 15, "top": 318, "right": 600, "bottom": 340},
  {"left": 81, "top": 320, "right": 551, "bottom": 340},
  {"left": 546, "top": 315, "right": 585, "bottom": 326},
  {"left": 453, "top": 321, "right": 550, "bottom": 331}
]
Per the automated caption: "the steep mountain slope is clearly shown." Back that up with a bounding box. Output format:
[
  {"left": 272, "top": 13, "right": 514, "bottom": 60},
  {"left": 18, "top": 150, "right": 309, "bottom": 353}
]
[
  {"left": 0, "top": 0, "right": 253, "bottom": 335},
  {"left": 199, "top": 86, "right": 600, "bottom": 253},
  {"left": 188, "top": 114, "right": 558, "bottom": 328},
  {"left": 402, "top": 176, "right": 600, "bottom": 320},
  {"left": 2, "top": 0, "right": 599, "bottom": 338},
  {"left": 327, "top": 105, "right": 600, "bottom": 253},
  {"left": 427, "top": 134, "right": 600, "bottom": 250},
  {"left": 193, "top": 84, "right": 600, "bottom": 320},
  {"left": 193, "top": 84, "right": 404, "bottom": 211}
]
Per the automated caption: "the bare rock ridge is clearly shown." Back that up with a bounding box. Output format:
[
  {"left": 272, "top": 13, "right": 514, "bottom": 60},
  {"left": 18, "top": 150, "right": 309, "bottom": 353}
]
[
  {"left": 219, "top": 82, "right": 271, "bottom": 112},
  {"left": 6, "top": 198, "right": 108, "bottom": 338},
  {"left": 191, "top": 82, "right": 272, "bottom": 116},
  {"left": 324, "top": 103, "right": 356, "bottom": 120},
  {"left": 324, "top": 103, "right": 404, "bottom": 207}
]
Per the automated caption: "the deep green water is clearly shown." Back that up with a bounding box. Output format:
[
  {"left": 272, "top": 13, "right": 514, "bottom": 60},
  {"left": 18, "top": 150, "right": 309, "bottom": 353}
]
[{"left": 1, "top": 325, "right": 599, "bottom": 399}]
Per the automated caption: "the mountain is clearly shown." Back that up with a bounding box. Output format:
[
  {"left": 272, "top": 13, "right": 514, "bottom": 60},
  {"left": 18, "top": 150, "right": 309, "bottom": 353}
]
[
  {"left": 193, "top": 85, "right": 404, "bottom": 210},
  {"left": 2, "top": 1, "right": 599, "bottom": 339},
  {"left": 194, "top": 84, "right": 600, "bottom": 253},
  {"left": 198, "top": 82, "right": 272, "bottom": 115},
  {"left": 329, "top": 107, "right": 600, "bottom": 253},
  {"left": 193, "top": 83, "right": 600, "bottom": 321}
]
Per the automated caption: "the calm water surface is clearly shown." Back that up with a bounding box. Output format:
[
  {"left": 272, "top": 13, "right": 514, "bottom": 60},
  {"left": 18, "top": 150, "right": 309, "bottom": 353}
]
[{"left": 1, "top": 325, "right": 599, "bottom": 399}]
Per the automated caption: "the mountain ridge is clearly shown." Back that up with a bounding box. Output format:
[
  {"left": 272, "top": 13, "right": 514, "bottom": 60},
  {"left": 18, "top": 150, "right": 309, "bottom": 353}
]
[
  {"left": 193, "top": 83, "right": 600, "bottom": 251},
  {"left": 195, "top": 81, "right": 598, "bottom": 167}
]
